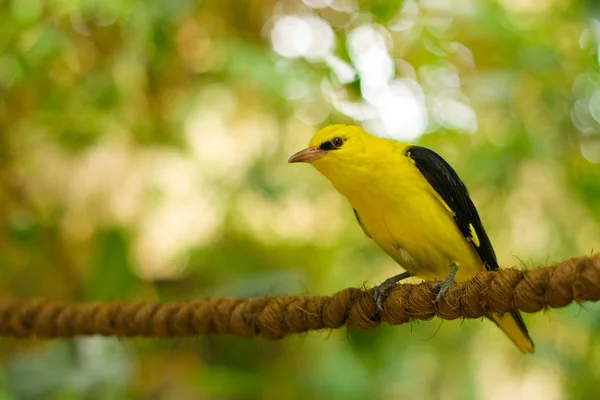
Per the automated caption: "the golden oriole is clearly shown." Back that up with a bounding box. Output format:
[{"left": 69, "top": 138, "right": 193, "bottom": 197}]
[{"left": 289, "top": 124, "right": 534, "bottom": 354}]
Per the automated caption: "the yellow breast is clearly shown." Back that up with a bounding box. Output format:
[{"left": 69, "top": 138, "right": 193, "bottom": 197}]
[{"left": 334, "top": 142, "right": 483, "bottom": 281}]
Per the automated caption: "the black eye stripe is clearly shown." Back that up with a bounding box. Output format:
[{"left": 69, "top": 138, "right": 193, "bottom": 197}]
[
  {"left": 319, "top": 137, "right": 345, "bottom": 151},
  {"left": 319, "top": 141, "right": 336, "bottom": 150}
]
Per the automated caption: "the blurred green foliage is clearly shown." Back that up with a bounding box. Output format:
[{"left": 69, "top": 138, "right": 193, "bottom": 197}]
[{"left": 1, "top": 0, "right": 600, "bottom": 399}]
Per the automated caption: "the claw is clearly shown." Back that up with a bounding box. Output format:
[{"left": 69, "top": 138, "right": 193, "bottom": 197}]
[
  {"left": 372, "top": 272, "right": 411, "bottom": 311},
  {"left": 434, "top": 263, "right": 458, "bottom": 303},
  {"left": 374, "top": 287, "right": 386, "bottom": 311}
]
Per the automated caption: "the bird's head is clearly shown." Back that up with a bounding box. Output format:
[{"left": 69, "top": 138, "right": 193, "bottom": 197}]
[
  {"left": 288, "top": 124, "right": 370, "bottom": 167},
  {"left": 288, "top": 124, "right": 375, "bottom": 193}
]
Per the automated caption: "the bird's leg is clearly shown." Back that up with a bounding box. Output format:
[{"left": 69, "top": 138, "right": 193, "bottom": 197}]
[
  {"left": 373, "top": 271, "right": 412, "bottom": 311},
  {"left": 433, "top": 263, "right": 458, "bottom": 302}
]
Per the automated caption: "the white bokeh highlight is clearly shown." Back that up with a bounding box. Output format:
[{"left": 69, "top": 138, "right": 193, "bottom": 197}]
[
  {"left": 269, "top": 7, "right": 479, "bottom": 141},
  {"left": 270, "top": 15, "right": 335, "bottom": 61}
]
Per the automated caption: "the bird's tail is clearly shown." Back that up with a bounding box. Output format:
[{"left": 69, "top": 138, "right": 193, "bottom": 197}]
[{"left": 489, "top": 310, "right": 535, "bottom": 354}]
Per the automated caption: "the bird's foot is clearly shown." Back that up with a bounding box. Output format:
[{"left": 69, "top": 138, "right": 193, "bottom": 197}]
[
  {"left": 373, "top": 272, "right": 411, "bottom": 311},
  {"left": 433, "top": 263, "right": 458, "bottom": 303}
]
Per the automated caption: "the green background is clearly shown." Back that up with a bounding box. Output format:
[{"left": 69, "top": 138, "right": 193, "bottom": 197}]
[{"left": 1, "top": 0, "right": 600, "bottom": 399}]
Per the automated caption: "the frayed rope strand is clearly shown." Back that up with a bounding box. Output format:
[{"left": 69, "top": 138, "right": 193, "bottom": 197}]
[{"left": 1, "top": 254, "right": 599, "bottom": 339}]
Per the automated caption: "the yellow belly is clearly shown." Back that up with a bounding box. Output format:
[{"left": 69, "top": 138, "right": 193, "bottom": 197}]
[{"left": 347, "top": 169, "right": 484, "bottom": 282}]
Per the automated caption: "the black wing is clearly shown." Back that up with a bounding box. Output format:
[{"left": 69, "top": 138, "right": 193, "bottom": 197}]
[{"left": 407, "top": 146, "right": 499, "bottom": 271}]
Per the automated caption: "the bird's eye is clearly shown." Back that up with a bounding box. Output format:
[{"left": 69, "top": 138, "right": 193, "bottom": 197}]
[
  {"left": 332, "top": 137, "right": 345, "bottom": 148},
  {"left": 318, "top": 137, "right": 346, "bottom": 151}
]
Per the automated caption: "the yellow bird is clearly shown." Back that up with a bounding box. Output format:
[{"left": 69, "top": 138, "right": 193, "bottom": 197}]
[{"left": 289, "top": 124, "right": 534, "bottom": 354}]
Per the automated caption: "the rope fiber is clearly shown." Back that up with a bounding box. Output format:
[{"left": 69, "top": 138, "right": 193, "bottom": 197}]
[{"left": 1, "top": 254, "right": 599, "bottom": 340}]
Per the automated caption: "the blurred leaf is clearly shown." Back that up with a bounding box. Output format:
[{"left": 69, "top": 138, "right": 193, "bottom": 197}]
[{"left": 86, "top": 229, "right": 139, "bottom": 301}]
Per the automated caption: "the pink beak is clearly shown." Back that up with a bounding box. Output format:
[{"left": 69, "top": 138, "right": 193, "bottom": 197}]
[{"left": 288, "top": 147, "right": 328, "bottom": 163}]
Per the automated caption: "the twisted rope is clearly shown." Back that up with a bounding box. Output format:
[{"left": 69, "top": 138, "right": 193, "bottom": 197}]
[{"left": 1, "top": 254, "right": 599, "bottom": 339}]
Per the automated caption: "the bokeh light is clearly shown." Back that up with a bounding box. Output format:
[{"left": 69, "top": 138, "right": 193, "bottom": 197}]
[{"left": 1, "top": 0, "right": 600, "bottom": 399}]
